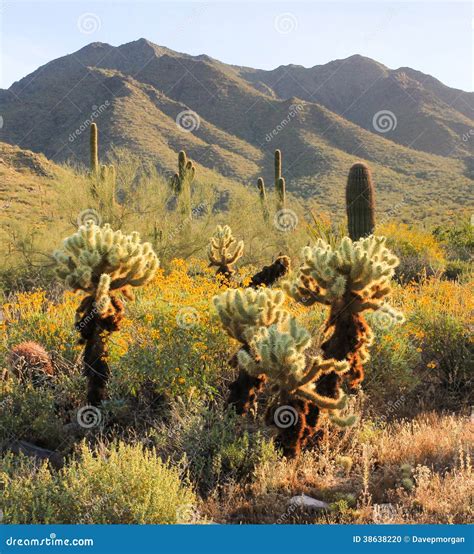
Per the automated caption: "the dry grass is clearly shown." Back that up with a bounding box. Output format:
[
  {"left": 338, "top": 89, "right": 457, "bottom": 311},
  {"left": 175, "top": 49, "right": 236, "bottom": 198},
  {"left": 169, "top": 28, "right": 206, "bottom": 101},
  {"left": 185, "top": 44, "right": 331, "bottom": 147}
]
[{"left": 201, "top": 412, "right": 473, "bottom": 524}]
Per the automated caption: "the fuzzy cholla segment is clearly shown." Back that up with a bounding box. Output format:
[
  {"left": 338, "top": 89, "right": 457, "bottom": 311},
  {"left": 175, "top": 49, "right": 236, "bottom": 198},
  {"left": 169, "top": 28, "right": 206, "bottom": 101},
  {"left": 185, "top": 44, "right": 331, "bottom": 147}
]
[
  {"left": 213, "top": 287, "right": 287, "bottom": 344},
  {"left": 286, "top": 235, "right": 402, "bottom": 312},
  {"left": 238, "top": 317, "right": 311, "bottom": 387},
  {"left": 238, "top": 318, "right": 351, "bottom": 410},
  {"left": 54, "top": 221, "right": 159, "bottom": 314},
  {"left": 207, "top": 225, "right": 244, "bottom": 273}
]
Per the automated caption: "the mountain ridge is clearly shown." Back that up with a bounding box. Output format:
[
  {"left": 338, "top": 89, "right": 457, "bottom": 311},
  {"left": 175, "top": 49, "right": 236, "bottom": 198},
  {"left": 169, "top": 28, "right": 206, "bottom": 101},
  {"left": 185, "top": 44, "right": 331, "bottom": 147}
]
[{"left": 0, "top": 38, "right": 472, "bottom": 222}]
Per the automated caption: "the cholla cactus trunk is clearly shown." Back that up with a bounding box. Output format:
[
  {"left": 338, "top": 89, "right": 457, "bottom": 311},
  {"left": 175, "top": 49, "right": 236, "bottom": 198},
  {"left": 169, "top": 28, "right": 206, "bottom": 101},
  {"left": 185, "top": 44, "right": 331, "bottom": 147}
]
[
  {"left": 346, "top": 162, "right": 375, "bottom": 240},
  {"left": 320, "top": 295, "right": 372, "bottom": 392},
  {"left": 90, "top": 123, "right": 99, "bottom": 177},
  {"left": 248, "top": 255, "right": 290, "bottom": 288},
  {"left": 266, "top": 397, "right": 322, "bottom": 458},
  {"left": 76, "top": 294, "right": 124, "bottom": 405}
]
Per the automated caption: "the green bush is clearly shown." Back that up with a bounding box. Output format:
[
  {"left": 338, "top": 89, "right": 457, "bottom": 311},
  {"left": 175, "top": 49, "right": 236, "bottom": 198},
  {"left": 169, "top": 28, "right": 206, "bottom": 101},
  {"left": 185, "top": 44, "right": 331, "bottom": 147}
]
[
  {"left": 152, "top": 399, "right": 279, "bottom": 495},
  {"left": 0, "top": 442, "right": 198, "bottom": 524}
]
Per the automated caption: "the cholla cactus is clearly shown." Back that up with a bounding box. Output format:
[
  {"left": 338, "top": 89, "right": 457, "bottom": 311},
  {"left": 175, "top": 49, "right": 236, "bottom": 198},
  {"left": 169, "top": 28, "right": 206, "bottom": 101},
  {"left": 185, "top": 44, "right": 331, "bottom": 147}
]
[
  {"left": 286, "top": 235, "right": 404, "bottom": 391},
  {"left": 286, "top": 235, "right": 399, "bottom": 308},
  {"left": 213, "top": 288, "right": 287, "bottom": 344},
  {"left": 53, "top": 221, "right": 159, "bottom": 405},
  {"left": 239, "top": 318, "right": 351, "bottom": 398},
  {"left": 213, "top": 287, "right": 287, "bottom": 414},
  {"left": 54, "top": 221, "right": 159, "bottom": 309},
  {"left": 207, "top": 225, "right": 244, "bottom": 277}
]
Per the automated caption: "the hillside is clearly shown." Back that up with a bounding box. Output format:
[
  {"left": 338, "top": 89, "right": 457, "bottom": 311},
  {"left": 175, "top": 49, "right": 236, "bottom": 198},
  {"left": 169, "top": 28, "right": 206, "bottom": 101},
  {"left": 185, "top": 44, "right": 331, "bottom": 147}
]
[{"left": 0, "top": 39, "right": 472, "bottom": 223}]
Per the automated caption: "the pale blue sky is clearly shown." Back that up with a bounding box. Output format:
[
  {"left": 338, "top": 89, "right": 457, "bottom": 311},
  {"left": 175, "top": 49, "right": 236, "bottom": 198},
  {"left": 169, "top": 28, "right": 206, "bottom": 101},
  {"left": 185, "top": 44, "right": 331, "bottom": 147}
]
[{"left": 1, "top": 1, "right": 472, "bottom": 91}]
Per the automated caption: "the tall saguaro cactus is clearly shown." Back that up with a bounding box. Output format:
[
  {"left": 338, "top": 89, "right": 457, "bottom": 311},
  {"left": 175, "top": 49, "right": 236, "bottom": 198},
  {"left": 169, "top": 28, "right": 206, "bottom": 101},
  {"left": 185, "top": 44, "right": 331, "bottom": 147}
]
[
  {"left": 257, "top": 178, "right": 269, "bottom": 221},
  {"left": 170, "top": 150, "right": 196, "bottom": 220},
  {"left": 53, "top": 221, "right": 159, "bottom": 405},
  {"left": 90, "top": 123, "right": 99, "bottom": 177},
  {"left": 346, "top": 162, "right": 375, "bottom": 240},
  {"left": 274, "top": 149, "right": 286, "bottom": 210}
]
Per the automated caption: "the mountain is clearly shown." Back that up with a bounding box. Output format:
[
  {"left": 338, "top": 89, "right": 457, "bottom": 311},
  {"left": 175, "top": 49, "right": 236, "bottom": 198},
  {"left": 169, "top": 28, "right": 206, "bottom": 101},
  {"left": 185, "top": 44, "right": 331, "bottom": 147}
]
[
  {"left": 0, "top": 39, "right": 472, "bottom": 222},
  {"left": 237, "top": 55, "right": 474, "bottom": 158}
]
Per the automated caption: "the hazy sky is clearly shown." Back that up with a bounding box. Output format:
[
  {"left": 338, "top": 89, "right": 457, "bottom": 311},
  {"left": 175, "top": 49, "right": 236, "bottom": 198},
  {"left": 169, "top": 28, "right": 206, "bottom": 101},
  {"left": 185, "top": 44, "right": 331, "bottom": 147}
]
[{"left": 1, "top": 1, "right": 472, "bottom": 91}]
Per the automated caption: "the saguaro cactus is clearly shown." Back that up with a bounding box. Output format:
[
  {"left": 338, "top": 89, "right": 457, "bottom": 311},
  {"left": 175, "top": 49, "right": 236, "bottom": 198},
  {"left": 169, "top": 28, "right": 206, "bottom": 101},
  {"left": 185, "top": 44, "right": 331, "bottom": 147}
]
[
  {"left": 90, "top": 123, "right": 99, "bottom": 177},
  {"left": 274, "top": 149, "right": 286, "bottom": 210},
  {"left": 346, "top": 162, "right": 375, "bottom": 240},
  {"left": 257, "top": 177, "right": 269, "bottom": 221},
  {"left": 53, "top": 221, "right": 159, "bottom": 405},
  {"left": 170, "top": 150, "right": 196, "bottom": 219}
]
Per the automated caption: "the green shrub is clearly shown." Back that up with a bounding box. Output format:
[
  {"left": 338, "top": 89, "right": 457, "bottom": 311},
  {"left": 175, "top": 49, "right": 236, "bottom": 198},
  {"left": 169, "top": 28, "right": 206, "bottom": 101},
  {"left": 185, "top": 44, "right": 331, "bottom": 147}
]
[
  {"left": 0, "top": 442, "right": 197, "bottom": 524},
  {"left": 152, "top": 399, "right": 279, "bottom": 495}
]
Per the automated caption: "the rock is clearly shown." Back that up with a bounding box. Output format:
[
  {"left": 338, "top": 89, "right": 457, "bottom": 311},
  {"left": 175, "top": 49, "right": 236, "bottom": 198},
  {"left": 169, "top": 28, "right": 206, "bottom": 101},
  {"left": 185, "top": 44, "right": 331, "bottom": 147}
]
[
  {"left": 373, "top": 503, "right": 397, "bottom": 522},
  {"left": 287, "top": 494, "right": 329, "bottom": 510}
]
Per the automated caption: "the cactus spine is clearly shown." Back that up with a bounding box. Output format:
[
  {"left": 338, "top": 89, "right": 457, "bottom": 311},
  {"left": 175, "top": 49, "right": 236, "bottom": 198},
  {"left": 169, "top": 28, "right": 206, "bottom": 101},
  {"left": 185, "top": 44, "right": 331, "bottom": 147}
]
[
  {"left": 257, "top": 178, "right": 269, "bottom": 221},
  {"left": 346, "top": 162, "right": 375, "bottom": 240},
  {"left": 90, "top": 123, "right": 99, "bottom": 176}
]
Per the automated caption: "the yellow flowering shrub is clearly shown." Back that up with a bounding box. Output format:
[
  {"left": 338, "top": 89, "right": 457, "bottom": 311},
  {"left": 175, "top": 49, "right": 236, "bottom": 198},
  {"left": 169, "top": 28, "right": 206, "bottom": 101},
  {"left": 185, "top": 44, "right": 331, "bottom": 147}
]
[{"left": 380, "top": 223, "right": 446, "bottom": 282}]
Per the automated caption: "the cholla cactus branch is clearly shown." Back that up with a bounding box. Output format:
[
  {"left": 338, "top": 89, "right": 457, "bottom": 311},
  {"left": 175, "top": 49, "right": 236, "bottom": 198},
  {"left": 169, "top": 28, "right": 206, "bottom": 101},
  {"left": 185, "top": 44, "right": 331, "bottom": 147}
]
[
  {"left": 213, "top": 288, "right": 287, "bottom": 344},
  {"left": 207, "top": 225, "right": 244, "bottom": 277}
]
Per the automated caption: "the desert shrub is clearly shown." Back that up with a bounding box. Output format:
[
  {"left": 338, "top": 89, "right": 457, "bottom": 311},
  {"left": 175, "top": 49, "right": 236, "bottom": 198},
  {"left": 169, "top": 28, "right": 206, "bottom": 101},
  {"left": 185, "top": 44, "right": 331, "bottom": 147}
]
[
  {"left": 0, "top": 381, "right": 70, "bottom": 451},
  {"left": 380, "top": 223, "right": 446, "bottom": 282},
  {"left": 444, "top": 260, "right": 472, "bottom": 281},
  {"left": 397, "top": 278, "right": 473, "bottom": 410},
  {"left": 433, "top": 218, "right": 474, "bottom": 261},
  {"left": 151, "top": 398, "right": 279, "bottom": 495},
  {"left": 0, "top": 442, "right": 197, "bottom": 524},
  {"left": 364, "top": 320, "right": 421, "bottom": 415}
]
